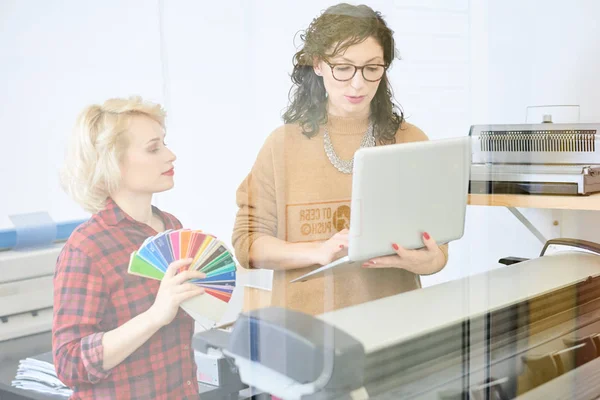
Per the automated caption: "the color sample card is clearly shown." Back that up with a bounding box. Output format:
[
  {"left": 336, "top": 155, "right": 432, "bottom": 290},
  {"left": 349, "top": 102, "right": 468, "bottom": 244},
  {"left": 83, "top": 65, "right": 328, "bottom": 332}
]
[
  {"left": 127, "top": 229, "right": 236, "bottom": 326},
  {"left": 168, "top": 231, "right": 181, "bottom": 261},
  {"left": 179, "top": 230, "right": 192, "bottom": 260},
  {"left": 128, "top": 251, "right": 164, "bottom": 281}
]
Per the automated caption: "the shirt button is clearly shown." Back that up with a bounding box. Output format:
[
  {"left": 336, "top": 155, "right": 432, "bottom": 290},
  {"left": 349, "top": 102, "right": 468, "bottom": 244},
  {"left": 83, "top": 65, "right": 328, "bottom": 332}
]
[{"left": 186, "top": 380, "right": 192, "bottom": 386}]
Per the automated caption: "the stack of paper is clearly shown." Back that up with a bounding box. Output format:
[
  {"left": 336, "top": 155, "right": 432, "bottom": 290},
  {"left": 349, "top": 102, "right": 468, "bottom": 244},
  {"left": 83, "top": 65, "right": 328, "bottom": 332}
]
[
  {"left": 11, "top": 353, "right": 72, "bottom": 397},
  {"left": 128, "top": 229, "right": 236, "bottom": 327}
]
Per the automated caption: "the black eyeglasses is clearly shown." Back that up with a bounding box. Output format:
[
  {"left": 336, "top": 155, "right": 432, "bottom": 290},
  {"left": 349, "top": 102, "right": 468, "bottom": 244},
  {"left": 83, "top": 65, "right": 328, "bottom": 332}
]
[{"left": 324, "top": 61, "right": 387, "bottom": 82}]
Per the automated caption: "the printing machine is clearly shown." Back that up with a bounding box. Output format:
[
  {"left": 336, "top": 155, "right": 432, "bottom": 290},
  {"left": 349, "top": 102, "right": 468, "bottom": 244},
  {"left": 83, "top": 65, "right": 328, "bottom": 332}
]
[
  {"left": 0, "top": 245, "right": 71, "bottom": 342},
  {"left": 194, "top": 238, "right": 600, "bottom": 399},
  {"left": 0, "top": 221, "right": 80, "bottom": 399},
  {"left": 468, "top": 122, "right": 600, "bottom": 195},
  {"left": 0, "top": 246, "right": 57, "bottom": 342}
]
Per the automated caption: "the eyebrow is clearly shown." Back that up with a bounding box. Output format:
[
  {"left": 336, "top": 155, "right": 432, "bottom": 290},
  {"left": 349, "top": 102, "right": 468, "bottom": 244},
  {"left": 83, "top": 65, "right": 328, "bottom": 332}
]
[
  {"left": 337, "top": 56, "right": 384, "bottom": 64},
  {"left": 146, "top": 133, "right": 166, "bottom": 145}
]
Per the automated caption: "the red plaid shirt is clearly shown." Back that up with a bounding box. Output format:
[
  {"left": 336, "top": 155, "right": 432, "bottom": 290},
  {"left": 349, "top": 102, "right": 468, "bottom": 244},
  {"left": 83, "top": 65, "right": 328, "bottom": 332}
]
[{"left": 52, "top": 198, "right": 200, "bottom": 399}]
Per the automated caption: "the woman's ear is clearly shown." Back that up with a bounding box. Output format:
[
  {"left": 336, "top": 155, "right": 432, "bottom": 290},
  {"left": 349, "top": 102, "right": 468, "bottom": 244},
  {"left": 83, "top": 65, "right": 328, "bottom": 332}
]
[{"left": 313, "top": 57, "right": 322, "bottom": 76}]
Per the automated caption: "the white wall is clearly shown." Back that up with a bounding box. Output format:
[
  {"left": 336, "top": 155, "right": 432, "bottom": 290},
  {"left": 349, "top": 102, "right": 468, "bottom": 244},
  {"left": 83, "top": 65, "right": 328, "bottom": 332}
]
[
  {"left": 0, "top": 0, "right": 165, "bottom": 228},
  {"left": 482, "top": 0, "right": 600, "bottom": 125}
]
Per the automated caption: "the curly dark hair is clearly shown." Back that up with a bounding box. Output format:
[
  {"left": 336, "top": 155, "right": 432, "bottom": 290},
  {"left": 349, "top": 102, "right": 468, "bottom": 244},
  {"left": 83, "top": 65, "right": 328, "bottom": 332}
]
[{"left": 282, "top": 3, "right": 404, "bottom": 144}]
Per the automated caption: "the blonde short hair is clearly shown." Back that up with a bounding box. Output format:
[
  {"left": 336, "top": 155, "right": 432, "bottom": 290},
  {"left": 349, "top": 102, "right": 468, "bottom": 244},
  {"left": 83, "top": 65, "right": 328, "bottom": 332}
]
[{"left": 61, "top": 96, "right": 166, "bottom": 213}]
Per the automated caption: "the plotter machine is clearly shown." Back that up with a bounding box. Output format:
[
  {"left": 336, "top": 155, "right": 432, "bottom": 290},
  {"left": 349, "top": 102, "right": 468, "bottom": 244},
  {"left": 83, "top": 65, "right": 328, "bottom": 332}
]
[
  {"left": 194, "top": 239, "right": 600, "bottom": 399},
  {"left": 0, "top": 219, "right": 85, "bottom": 343},
  {"left": 0, "top": 244, "right": 64, "bottom": 342},
  {"left": 469, "top": 122, "right": 600, "bottom": 195}
]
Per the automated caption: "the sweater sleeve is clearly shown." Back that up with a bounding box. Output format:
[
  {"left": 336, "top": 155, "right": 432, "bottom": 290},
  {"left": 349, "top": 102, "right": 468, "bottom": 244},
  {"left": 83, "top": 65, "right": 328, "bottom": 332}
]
[{"left": 232, "top": 133, "right": 279, "bottom": 268}]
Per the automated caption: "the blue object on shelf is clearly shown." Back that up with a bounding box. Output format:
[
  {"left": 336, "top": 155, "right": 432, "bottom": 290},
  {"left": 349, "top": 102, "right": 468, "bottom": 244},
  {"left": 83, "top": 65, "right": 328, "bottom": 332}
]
[
  {"left": 10, "top": 212, "right": 56, "bottom": 249},
  {"left": 0, "top": 214, "right": 87, "bottom": 251}
]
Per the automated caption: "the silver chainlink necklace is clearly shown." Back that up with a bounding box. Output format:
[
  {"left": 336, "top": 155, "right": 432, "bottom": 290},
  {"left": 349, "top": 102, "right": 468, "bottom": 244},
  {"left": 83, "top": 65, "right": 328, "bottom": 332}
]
[{"left": 323, "top": 122, "right": 376, "bottom": 174}]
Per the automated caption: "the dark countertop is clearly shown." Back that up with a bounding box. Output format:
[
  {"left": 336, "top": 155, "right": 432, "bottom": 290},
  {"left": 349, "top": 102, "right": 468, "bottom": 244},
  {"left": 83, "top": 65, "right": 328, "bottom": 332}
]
[{"left": 0, "top": 330, "right": 66, "bottom": 399}]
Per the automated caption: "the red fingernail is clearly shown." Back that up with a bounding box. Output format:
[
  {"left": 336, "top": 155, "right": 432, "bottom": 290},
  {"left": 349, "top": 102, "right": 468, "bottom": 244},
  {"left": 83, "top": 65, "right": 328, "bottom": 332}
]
[
  {"left": 340, "top": 245, "right": 344, "bottom": 249},
  {"left": 423, "top": 232, "right": 430, "bottom": 240},
  {"left": 392, "top": 243, "right": 399, "bottom": 250}
]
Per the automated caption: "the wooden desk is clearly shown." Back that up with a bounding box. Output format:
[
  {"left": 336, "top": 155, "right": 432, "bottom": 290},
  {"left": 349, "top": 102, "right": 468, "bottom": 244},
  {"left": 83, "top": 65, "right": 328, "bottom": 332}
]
[
  {"left": 468, "top": 193, "right": 600, "bottom": 211},
  {"left": 468, "top": 193, "right": 600, "bottom": 244}
]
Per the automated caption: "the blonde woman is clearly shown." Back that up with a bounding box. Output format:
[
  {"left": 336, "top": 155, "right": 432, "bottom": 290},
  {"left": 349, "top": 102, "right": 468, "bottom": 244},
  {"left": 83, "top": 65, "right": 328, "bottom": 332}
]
[{"left": 53, "top": 96, "right": 204, "bottom": 399}]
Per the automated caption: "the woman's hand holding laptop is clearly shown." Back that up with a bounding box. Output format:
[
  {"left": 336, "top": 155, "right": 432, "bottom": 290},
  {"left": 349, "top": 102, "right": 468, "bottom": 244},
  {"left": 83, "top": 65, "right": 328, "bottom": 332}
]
[
  {"left": 313, "top": 229, "right": 350, "bottom": 266},
  {"left": 361, "top": 231, "right": 446, "bottom": 275}
]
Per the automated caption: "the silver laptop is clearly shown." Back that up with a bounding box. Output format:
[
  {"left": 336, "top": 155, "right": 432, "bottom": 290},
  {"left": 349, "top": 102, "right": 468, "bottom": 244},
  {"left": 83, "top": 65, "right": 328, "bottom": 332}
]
[{"left": 290, "top": 136, "right": 471, "bottom": 283}]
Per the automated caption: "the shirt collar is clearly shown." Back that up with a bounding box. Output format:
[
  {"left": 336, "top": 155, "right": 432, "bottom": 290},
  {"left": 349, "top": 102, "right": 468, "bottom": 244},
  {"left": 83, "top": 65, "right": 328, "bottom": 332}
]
[{"left": 100, "top": 197, "right": 163, "bottom": 227}]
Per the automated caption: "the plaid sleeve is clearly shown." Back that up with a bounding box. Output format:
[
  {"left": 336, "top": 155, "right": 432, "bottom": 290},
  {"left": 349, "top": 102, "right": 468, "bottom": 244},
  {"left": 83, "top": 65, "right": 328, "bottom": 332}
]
[{"left": 52, "top": 246, "right": 111, "bottom": 386}]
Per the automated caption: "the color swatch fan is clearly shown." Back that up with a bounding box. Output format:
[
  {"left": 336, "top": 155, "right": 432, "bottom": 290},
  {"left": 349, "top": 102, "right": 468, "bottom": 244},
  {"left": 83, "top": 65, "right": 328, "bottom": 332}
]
[{"left": 127, "top": 229, "right": 236, "bottom": 326}]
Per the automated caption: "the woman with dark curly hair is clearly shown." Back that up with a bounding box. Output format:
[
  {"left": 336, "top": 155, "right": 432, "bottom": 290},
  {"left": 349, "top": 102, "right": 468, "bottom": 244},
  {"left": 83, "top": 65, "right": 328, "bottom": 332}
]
[{"left": 232, "top": 3, "right": 449, "bottom": 316}]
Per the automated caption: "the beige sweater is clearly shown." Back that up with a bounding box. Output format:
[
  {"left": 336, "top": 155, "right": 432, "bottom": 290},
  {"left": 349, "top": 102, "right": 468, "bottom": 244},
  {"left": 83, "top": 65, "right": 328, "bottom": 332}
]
[{"left": 232, "top": 114, "right": 448, "bottom": 316}]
